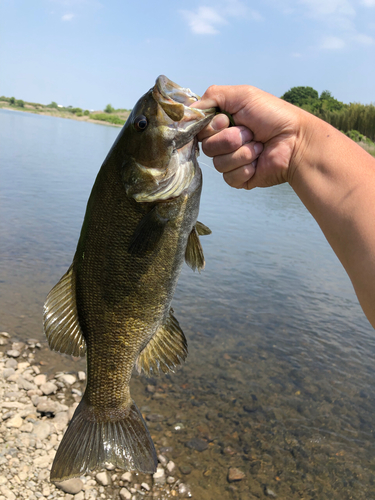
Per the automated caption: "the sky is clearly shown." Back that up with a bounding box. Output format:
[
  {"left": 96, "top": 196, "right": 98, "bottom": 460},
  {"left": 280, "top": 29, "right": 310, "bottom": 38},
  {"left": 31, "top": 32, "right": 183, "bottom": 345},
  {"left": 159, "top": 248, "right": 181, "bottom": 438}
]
[{"left": 1, "top": 0, "right": 374, "bottom": 110}]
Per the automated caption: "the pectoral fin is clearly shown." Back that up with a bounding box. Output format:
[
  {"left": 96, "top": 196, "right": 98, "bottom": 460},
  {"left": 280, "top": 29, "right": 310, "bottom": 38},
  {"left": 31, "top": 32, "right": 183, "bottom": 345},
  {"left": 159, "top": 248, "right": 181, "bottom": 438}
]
[
  {"left": 43, "top": 264, "right": 86, "bottom": 357},
  {"left": 185, "top": 226, "right": 205, "bottom": 273},
  {"left": 128, "top": 207, "right": 169, "bottom": 255},
  {"left": 136, "top": 308, "right": 187, "bottom": 375}
]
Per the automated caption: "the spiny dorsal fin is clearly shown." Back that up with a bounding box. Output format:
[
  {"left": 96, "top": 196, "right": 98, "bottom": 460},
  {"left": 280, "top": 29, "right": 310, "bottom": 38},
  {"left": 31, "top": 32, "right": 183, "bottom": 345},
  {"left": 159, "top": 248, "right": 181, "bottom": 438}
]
[
  {"left": 196, "top": 221, "right": 212, "bottom": 236},
  {"left": 43, "top": 264, "right": 86, "bottom": 357},
  {"left": 128, "top": 206, "right": 169, "bottom": 255},
  {"left": 136, "top": 309, "right": 187, "bottom": 375},
  {"left": 185, "top": 227, "right": 205, "bottom": 273}
]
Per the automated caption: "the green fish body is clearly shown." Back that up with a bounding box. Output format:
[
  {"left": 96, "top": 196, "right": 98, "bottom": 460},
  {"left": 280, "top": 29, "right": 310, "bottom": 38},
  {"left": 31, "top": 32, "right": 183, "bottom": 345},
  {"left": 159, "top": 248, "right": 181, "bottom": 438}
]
[{"left": 43, "top": 76, "right": 214, "bottom": 481}]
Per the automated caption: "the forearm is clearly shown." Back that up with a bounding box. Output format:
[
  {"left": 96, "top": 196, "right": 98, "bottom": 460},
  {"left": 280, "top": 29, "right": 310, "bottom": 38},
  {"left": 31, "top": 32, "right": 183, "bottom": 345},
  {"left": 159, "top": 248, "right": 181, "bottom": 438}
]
[{"left": 290, "top": 113, "right": 375, "bottom": 327}]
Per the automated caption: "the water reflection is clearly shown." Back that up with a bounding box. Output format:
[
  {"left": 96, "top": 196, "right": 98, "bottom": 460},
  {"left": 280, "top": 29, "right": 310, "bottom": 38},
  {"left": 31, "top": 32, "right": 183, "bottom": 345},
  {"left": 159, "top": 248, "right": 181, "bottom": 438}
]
[{"left": 1, "top": 109, "right": 375, "bottom": 499}]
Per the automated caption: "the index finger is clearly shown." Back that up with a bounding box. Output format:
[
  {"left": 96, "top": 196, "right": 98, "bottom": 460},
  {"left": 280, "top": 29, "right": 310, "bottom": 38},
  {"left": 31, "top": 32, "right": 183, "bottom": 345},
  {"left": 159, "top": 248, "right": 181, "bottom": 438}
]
[{"left": 196, "top": 113, "right": 230, "bottom": 141}]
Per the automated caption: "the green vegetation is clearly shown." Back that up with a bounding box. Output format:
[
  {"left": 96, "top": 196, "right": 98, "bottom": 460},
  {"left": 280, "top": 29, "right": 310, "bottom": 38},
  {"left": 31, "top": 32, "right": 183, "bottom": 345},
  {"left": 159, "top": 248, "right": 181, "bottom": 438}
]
[
  {"left": 0, "top": 95, "right": 130, "bottom": 127},
  {"left": 90, "top": 113, "right": 125, "bottom": 125},
  {"left": 281, "top": 87, "right": 375, "bottom": 145}
]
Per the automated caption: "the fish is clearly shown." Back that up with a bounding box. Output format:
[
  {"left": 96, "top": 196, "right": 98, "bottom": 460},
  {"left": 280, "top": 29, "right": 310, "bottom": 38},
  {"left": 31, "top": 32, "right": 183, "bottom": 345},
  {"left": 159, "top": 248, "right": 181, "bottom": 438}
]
[{"left": 43, "top": 75, "right": 215, "bottom": 481}]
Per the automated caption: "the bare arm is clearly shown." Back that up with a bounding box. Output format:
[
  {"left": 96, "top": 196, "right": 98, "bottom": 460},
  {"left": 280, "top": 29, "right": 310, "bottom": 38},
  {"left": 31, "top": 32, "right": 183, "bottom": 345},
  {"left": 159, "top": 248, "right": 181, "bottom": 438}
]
[{"left": 191, "top": 85, "right": 375, "bottom": 328}]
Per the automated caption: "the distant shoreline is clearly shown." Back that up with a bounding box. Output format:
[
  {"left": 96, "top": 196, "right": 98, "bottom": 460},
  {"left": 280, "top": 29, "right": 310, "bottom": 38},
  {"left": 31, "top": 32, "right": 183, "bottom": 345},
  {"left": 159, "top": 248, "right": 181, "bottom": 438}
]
[{"left": 0, "top": 105, "right": 124, "bottom": 128}]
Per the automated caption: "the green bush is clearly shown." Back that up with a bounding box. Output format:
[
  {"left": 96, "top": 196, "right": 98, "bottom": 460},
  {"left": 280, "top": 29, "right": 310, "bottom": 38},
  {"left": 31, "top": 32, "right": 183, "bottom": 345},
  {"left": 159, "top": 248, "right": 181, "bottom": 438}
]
[
  {"left": 16, "top": 99, "right": 24, "bottom": 107},
  {"left": 48, "top": 101, "right": 58, "bottom": 108},
  {"left": 90, "top": 113, "right": 125, "bottom": 125},
  {"left": 83, "top": 110, "right": 90, "bottom": 116},
  {"left": 9, "top": 97, "right": 16, "bottom": 105},
  {"left": 104, "top": 104, "right": 115, "bottom": 113}
]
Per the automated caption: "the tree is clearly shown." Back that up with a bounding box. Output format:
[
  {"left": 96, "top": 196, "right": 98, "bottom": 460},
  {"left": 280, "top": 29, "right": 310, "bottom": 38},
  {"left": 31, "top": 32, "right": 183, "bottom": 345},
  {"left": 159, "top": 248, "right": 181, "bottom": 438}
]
[
  {"left": 9, "top": 97, "right": 15, "bottom": 105},
  {"left": 104, "top": 104, "right": 115, "bottom": 113},
  {"left": 281, "top": 87, "right": 319, "bottom": 107},
  {"left": 49, "top": 101, "right": 58, "bottom": 108}
]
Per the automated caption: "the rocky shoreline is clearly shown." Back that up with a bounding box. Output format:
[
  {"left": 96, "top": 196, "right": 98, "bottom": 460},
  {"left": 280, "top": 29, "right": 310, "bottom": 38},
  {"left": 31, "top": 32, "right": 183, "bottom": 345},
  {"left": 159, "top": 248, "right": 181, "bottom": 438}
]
[{"left": 0, "top": 332, "right": 192, "bottom": 500}]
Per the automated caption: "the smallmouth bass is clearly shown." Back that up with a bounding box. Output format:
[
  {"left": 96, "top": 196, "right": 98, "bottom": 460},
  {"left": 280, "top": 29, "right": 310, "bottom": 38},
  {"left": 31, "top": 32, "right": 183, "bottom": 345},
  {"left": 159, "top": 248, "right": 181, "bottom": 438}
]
[{"left": 43, "top": 76, "right": 215, "bottom": 481}]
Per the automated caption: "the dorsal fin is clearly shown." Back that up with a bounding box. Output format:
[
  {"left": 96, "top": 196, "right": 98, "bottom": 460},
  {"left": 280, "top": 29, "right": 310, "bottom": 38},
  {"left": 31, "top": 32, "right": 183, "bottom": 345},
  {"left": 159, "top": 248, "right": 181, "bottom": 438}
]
[
  {"left": 135, "top": 309, "right": 187, "bottom": 375},
  {"left": 196, "top": 221, "right": 212, "bottom": 236},
  {"left": 185, "top": 227, "right": 205, "bottom": 273},
  {"left": 43, "top": 264, "right": 86, "bottom": 357}
]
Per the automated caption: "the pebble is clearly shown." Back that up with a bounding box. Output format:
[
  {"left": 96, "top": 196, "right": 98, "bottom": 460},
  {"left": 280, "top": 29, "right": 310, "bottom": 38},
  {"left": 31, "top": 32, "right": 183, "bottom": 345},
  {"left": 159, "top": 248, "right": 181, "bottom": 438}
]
[
  {"left": 166, "top": 461, "right": 176, "bottom": 473},
  {"left": 55, "top": 478, "right": 84, "bottom": 494},
  {"left": 185, "top": 438, "right": 208, "bottom": 452},
  {"left": 121, "top": 472, "right": 132, "bottom": 482},
  {"left": 57, "top": 373, "right": 77, "bottom": 385},
  {"left": 6, "top": 350, "right": 20, "bottom": 358},
  {"left": 40, "top": 381, "right": 57, "bottom": 395},
  {"left": 119, "top": 487, "right": 131, "bottom": 500},
  {"left": 227, "top": 467, "right": 246, "bottom": 482},
  {"left": 153, "top": 467, "right": 166, "bottom": 485},
  {"left": 96, "top": 472, "right": 109, "bottom": 486},
  {"left": 78, "top": 371, "right": 86, "bottom": 381}
]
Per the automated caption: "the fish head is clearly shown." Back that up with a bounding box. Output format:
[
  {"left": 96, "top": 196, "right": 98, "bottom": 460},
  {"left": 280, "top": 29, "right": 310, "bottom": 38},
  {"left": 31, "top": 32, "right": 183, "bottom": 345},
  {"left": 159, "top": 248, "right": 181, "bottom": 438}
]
[{"left": 121, "top": 75, "right": 215, "bottom": 202}]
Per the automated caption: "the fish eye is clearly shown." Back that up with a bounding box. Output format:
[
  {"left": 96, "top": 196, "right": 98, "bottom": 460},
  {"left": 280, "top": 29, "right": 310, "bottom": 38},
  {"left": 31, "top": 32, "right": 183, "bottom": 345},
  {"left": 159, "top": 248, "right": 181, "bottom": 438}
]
[{"left": 134, "top": 115, "right": 148, "bottom": 131}]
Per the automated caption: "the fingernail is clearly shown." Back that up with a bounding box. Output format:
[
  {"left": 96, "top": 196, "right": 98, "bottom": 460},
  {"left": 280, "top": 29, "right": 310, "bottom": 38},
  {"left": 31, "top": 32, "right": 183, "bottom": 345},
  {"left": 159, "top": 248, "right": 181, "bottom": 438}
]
[
  {"left": 254, "top": 142, "right": 263, "bottom": 155},
  {"left": 240, "top": 128, "right": 252, "bottom": 144}
]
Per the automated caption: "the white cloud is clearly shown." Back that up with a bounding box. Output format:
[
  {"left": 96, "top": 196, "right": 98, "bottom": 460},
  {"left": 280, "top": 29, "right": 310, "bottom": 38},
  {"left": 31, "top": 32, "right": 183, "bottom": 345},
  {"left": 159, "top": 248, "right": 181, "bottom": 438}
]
[
  {"left": 181, "top": 7, "right": 226, "bottom": 35},
  {"left": 181, "top": 0, "right": 261, "bottom": 35},
  {"left": 299, "top": 0, "right": 355, "bottom": 18},
  {"left": 61, "top": 13, "right": 74, "bottom": 21},
  {"left": 354, "top": 33, "right": 375, "bottom": 44},
  {"left": 361, "top": 0, "right": 375, "bottom": 6},
  {"left": 320, "top": 35, "right": 346, "bottom": 49}
]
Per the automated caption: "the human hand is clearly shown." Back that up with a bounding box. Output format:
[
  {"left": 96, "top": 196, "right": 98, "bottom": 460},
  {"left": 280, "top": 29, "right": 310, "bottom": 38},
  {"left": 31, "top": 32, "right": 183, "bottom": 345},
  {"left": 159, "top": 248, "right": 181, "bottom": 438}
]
[{"left": 191, "top": 85, "right": 308, "bottom": 190}]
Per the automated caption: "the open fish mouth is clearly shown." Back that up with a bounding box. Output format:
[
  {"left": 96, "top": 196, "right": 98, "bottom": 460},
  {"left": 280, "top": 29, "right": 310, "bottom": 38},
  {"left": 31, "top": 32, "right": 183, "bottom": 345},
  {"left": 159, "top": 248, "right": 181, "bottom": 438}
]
[
  {"left": 156, "top": 75, "right": 201, "bottom": 107},
  {"left": 153, "top": 75, "right": 215, "bottom": 125}
]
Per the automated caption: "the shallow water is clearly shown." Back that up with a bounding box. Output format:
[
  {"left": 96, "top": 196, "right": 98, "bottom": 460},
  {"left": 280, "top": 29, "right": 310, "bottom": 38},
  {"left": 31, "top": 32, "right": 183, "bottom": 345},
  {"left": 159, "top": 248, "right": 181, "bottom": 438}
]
[{"left": 1, "top": 108, "right": 375, "bottom": 499}]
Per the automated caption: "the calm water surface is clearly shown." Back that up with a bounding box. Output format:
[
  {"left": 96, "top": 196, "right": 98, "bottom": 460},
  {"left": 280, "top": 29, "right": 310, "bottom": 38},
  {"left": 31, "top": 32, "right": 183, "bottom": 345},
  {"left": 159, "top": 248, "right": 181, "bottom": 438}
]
[{"left": 1, "top": 109, "right": 375, "bottom": 499}]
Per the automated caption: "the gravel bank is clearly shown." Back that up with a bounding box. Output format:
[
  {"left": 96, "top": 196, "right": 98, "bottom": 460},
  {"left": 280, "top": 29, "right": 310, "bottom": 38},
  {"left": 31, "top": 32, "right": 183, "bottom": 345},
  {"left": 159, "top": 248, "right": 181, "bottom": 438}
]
[{"left": 0, "top": 332, "right": 192, "bottom": 500}]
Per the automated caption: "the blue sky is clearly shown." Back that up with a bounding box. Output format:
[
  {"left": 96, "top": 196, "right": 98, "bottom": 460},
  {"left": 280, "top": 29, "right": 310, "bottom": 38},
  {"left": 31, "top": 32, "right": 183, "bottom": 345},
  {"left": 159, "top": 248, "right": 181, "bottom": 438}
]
[{"left": 1, "top": 0, "right": 374, "bottom": 110}]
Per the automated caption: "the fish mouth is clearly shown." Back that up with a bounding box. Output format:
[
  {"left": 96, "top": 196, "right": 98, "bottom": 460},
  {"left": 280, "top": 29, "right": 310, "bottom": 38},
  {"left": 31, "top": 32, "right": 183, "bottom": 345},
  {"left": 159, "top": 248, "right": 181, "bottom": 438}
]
[{"left": 153, "top": 75, "right": 215, "bottom": 141}]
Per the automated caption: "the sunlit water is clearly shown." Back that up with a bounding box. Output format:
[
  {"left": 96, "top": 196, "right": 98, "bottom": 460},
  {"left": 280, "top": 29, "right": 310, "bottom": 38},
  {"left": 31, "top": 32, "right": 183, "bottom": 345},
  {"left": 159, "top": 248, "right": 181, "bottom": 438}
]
[{"left": 1, "top": 108, "right": 375, "bottom": 499}]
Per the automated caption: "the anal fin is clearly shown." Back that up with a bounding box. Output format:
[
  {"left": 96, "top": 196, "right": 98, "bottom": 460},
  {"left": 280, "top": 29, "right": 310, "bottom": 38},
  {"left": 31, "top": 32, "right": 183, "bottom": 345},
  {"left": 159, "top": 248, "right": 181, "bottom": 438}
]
[
  {"left": 43, "top": 264, "right": 86, "bottom": 357},
  {"left": 136, "top": 309, "right": 187, "bottom": 375}
]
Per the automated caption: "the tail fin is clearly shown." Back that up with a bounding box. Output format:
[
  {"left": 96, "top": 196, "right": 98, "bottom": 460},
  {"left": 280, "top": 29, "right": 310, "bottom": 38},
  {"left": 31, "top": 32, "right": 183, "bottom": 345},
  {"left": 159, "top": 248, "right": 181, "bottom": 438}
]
[{"left": 50, "top": 398, "right": 157, "bottom": 481}]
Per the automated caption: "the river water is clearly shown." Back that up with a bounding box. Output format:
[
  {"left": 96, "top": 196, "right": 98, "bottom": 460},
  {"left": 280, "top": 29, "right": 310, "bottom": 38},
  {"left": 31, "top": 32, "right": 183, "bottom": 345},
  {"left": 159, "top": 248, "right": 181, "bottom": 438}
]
[{"left": 1, "top": 108, "right": 375, "bottom": 499}]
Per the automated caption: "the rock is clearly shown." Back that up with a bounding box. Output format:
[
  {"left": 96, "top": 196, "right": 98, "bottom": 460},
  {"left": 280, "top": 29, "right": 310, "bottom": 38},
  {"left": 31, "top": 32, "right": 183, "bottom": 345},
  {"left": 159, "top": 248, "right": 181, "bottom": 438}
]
[
  {"left": 57, "top": 373, "right": 77, "bottom": 385},
  {"left": 5, "top": 358, "right": 18, "bottom": 369},
  {"left": 167, "top": 476, "right": 175, "bottom": 484},
  {"left": 178, "top": 483, "right": 191, "bottom": 496},
  {"left": 141, "top": 482, "right": 150, "bottom": 491},
  {"left": 55, "top": 478, "right": 84, "bottom": 494},
  {"left": 166, "top": 461, "right": 176, "bottom": 473},
  {"left": 0, "top": 331, "right": 10, "bottom": 338},
  {"left": 12, "top": 342, "right": 25, "bottom": 351},
  {"left": 2, "top": 368, "right": 15, "bottom": 379},
  {"left": 6, "top": 350, "right": 20, "bottom": 358},
  {"left": 78, "top": 371, "right": 86, "bottom": 381},
  {"left": 96, "top": 471, "right": 110, "bottom": 486},
  {"left": 51, "top": 411, "right": 69, "bottom": 431},
  {"left": 74, "top": 492, "right": 85, "bottom": 500},
  {"left": 38, "top": 470, "right": 50, "bottom": 481},
  {"left": 180, "top": 465, "right": 192, "bottom": 475},
  {"left": 0, "top": 476, "right": 7, "bottom": 485},
  {"left": 0, "top": 485, "right": 16, "bottom": 500},
  {"left": 158, "top": 454, "right": 167, "bottom": 466},
  {"left": 34, "top": 455, "right": 51, "bottom": 468},
  {"left": 34, "top": 374, "right": 47, "bottom": 386},
  {"left": 146, "top": 413, "right": 165, "bottom": 422},
  {"left": 17, "top": 376, "right": 37, "bottom": 391},
  {"left": 6, "top": 414, "right": 23, "bottom": 428},
  {"left": 119, "top": 487, "right": 132, "bottom": 500},
  {"left": 40, "top": 381, "right": 57, "bottom": 395},
  {"left": 121, "top": 472, "right": 132, "bottom": 482},
  {"left": 153, "top": 466, "right": 166, "bottom": 485},
  {"left": 227, "top": 467, "right": 246, "bottom": 482},
  {"left": 185, "top": 437, "right": 208, "bottom": 452},
  {"left": 37, "top": 400, "right": 62, "bottom": 416},
  {"left": 265, "top": 487, "right": 277, "bottom": 497},
  {"left": 20, "top": 421, "right": 34, "bottom": 433},
  {"left": 32, "top": 421, "right": 51, "bottom": 440}
]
